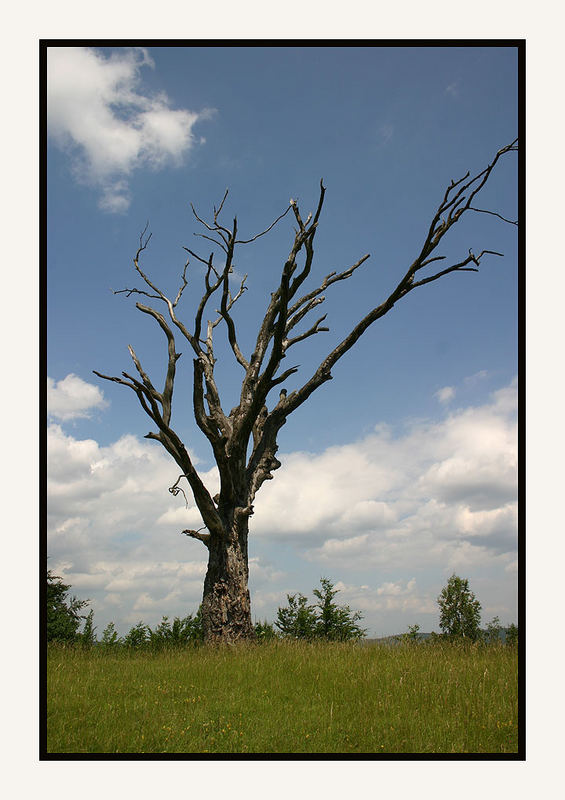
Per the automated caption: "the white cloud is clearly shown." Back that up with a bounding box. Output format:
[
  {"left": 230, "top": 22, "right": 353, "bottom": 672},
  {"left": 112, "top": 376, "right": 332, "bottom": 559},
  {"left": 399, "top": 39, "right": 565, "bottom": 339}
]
[
  {"left": 252, "top": 380, "right": 516, "bottom": 551},
  {"left": 343, "top": 578, "right": 434, "bottom": 613},
  {"left": 47, "top": 374, "right": 108, "bottom": 421},
  {"left": 47, "top": 423, "right": 214, "bottom": 531},
  {"left": 464, "top": 369, "right": 489, "bottom": 386},
  {"left": 47, "top": 46, "right": 212, "bottom": 212},
  {"left": 434, "top": 385, "right": 455, "bottom": 404},
  {"left": 47, "top": 421, "right": 216, "bottom": 631},
  {"left": 249, "top": 557, "right": 285, "bottom": 585},
  {"left": 47, "top": 379, "right": 518, "bottom": 636}
]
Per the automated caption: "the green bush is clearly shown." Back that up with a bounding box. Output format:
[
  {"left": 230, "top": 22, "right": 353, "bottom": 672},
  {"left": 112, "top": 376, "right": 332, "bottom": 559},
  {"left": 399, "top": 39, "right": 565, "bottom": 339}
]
[
  {"left": 399, "top": 623, "right": 421, "bottom": 644},
  {"left": 101, "top": 609, "right": 205, "bottom": 651},
  {"left": 149, "top": 610, "right": 204, "bottom": 649},
  {"left": 47, "top": 569, "right": 90, "bottom": 644},
  {"left": 100, "top": 622, "right": 122, "bottom": 647},
  {"left": 506, "top": 623, "right": 518, "bottom": 647},
  {"left": 276, "top": 578, "right": 366, "bottom": 642},
  {"left": 80, "top": 609, "right": 97, "bottom": 648},
  {"left": 254, "top": 620, "right": 278, "bottom": 641},
  {"left": 124, "top": 621, "right": 150, "bottom": 648},
  {"left": 275, "top": 593, "right": 318, "bottom": 639}
]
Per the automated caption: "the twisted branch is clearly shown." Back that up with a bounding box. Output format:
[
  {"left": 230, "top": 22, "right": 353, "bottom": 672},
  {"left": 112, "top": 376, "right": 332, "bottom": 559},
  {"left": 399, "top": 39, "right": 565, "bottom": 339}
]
[{"left": 95, "top": 140, "right": 517, "bottom": 539}]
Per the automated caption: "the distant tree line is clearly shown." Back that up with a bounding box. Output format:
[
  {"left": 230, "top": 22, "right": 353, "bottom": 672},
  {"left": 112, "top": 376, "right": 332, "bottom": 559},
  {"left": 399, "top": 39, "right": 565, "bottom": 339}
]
[{"left": 46, "top": 570, "right": 517, "bottom": 648}]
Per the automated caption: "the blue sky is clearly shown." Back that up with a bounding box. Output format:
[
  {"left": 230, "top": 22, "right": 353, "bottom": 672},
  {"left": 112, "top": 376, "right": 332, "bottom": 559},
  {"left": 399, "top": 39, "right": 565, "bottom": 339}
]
[{"left": 46, "top": 44, "right": 518, "bottom": 637}]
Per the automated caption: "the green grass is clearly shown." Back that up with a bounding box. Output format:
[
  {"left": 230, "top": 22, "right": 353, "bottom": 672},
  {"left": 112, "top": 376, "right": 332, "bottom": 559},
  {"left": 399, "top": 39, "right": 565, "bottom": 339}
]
[{"left": 47, "top": 640, "right": 518, "bottom": 754}]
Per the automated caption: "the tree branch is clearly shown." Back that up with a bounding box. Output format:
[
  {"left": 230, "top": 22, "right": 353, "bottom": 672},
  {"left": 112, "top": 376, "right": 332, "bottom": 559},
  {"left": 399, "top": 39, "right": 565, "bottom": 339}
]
[
  {"left": 235, "top": 204, "right": 293, "bottom": 243},
  {"left": 234, "top": 186, "right": 329, "bottom": 433},
  {"left": 274, "top": 139, "right": 518, "bottom": 421},
  {"left": 133, "top": 305, "right": 181, "bottom": 425},
  {"left": 97, "top": 140, "right": 517, "bottom": 548},
  {"left": 287, "top": 253, "right": 371, "bottom": 321},
  {"left": 93, "top": 364, "right": 223, "bottom": 537},
  {"left": 283, "top": 314, "right": 329, "bottom": 349},
  {"left": 172, "top": 258, "right": 190, "bottom": 307},
  {"left": 468, "top": 207, "right": 518, "bottom": 225},
  {"left": 181, "top": 527, "right": 211, "bottom": 548}
]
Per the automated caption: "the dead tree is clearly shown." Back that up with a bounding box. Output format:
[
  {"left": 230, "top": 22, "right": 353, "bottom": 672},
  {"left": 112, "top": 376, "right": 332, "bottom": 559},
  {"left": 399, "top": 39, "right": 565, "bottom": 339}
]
[{"left": 94, "top": 139, "right": 518, "bottom": 643}]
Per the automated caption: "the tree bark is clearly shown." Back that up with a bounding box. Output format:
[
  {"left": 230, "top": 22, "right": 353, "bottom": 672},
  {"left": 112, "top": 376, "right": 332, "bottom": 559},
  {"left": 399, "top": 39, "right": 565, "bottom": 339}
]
[{"left": 200, "top": 511, "right": 255, "bottom": 643}]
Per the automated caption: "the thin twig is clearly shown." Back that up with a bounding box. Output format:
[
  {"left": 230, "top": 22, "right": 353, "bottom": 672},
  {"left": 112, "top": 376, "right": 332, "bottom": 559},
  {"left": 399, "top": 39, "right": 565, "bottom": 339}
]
[
  {"left": 468, "top": 207, "right": 518, "bottom": 225},
  {"left": 235, "top": 205, "right": 293, "bottom": 244}
]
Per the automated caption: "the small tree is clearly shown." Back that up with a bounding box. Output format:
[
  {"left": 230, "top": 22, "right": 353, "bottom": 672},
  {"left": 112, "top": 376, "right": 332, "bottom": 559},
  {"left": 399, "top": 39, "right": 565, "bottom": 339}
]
[
  {"left": 80, "top": 609, "right": 97, "bottom": 648},
  {"left": 400, "top": 623, "right": 421, "bottom": 644},
  {"left": 276, "top": 578, "right": 365, "bottom": 641},
  {"left": 275, "top": 593, "right": 318, "bottom": 640},
  {"left": 437, "top": 574, "right": 482, "bottom": 641},
  {"left": 149, "top": 615, "right": 173, "bottom": 647},
  {"left": 124, "top": 621, "right": 150, "bottom": 648},
  {"left": 101, "top": 621, "right": 121, "bottom": 647},
  {"left": 313, "top": 578, "right": 366, "bottom": 641},
  {"left": 47, "top": 569, "right": 90, "bottom": 643}
]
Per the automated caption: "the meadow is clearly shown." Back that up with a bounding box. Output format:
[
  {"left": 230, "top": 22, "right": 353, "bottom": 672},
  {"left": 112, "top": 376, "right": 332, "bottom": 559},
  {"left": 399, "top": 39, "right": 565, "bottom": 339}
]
[{"left": 46, "top": 640, "right": 518, "bottom": 755}]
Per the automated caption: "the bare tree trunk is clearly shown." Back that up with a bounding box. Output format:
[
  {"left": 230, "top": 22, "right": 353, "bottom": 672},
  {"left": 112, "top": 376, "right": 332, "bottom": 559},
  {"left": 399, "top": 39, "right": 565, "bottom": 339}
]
[{"left": 201, "top": 512, "right": 254, "bottom": 642}]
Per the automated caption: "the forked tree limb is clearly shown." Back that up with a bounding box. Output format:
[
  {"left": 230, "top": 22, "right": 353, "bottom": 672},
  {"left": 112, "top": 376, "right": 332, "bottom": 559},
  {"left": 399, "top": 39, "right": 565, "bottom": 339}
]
[
  {"left": 268, "top": 139, "right": 518, "bottom": 424},
  {"left": 95, "top": 139, "right": 518, "bottom": 535}
]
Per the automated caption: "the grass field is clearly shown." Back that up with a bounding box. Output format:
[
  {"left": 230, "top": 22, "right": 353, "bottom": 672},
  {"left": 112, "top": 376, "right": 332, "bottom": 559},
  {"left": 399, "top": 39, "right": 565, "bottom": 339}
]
[{"left": 46, "top": 640, "right": 518, "bottom": 754}]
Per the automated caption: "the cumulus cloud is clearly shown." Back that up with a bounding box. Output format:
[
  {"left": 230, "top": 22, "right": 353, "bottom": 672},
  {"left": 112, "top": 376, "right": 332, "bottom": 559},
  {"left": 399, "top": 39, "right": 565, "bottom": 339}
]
[
  {"left": 47, "top": 378, "right": 518, "bottom": 636},
  {"left": 48, "top": 374, "right": 108, "bottom": 421},
  {"left": 47, "top": 423, "right": 214, "bottom": 628},
  {"left": 252, "top": 378, "right": 517, "bottom": 576},
  {"left": 338, "top": 578, "right": 435, "bottom": 615},
  {"left": 434, "top": 385, "right": 455, "bottom": 404},
  {"left": 47, "top": 47, "right": 212, "bottom": 212},
  {"left": 47, "top": 422, "right": 216, "bottom": 535}
]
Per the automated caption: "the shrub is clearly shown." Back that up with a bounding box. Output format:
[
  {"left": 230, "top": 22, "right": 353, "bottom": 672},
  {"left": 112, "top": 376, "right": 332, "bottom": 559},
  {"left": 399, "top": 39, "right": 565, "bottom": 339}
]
[
  {"left": 313, "top": 578, "right": 366, "bottom": 641},
  {"left": 506, "top": 623, "right": 518, "bottom": 647},
  {"left": 400, "top": 623, "right": 421, "bottom": 644},
  {"left": 254, "top": 620, "right": 278, "bottom": 641},
  {"left": 149, "top": 610, "right": 204, "bottom": 649},
  {"left": 101, "top": 622, "right": 122, "bottom": 647},
  {"left": 47, "top": 569, "right": 90, "bottom": 644},
  {"left": 276, "top": 578, "right": 366, "bottom": 642},
  {"left": 275, "top": 593, "right": 318, "bottom": 639},
  {"left": 80, "top": 609, "right": 97, "bottom": 648},
  {"left": 123, "top": 621, "right": 150, "bottom": 648}
]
